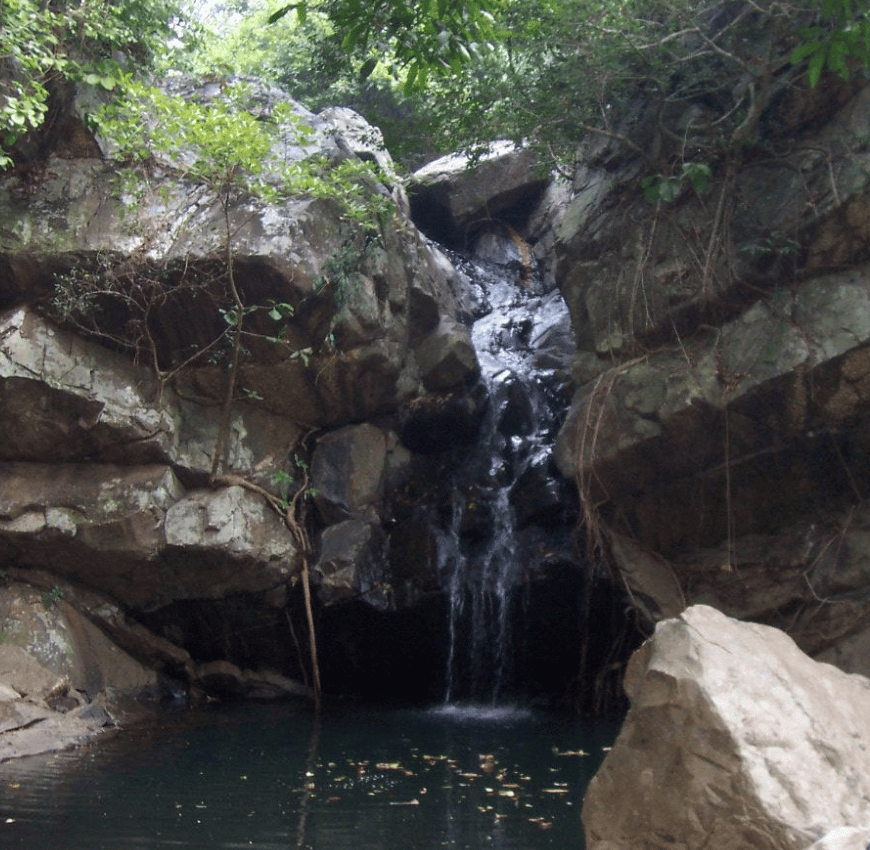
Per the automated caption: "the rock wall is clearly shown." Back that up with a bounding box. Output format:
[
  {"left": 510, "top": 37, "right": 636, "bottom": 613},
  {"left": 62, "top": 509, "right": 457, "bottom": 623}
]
[
  {"left": 0, "top": 79, "right": 491, "bottom": 713},
  {"left": 549, "top": 75, "right": 870, "bottom": 674},
  {"left": 0, "top": 78, "right": 604, "bottom": 722}
]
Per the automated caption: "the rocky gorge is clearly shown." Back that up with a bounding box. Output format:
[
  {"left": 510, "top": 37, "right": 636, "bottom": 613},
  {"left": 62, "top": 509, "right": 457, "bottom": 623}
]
[{"left": 1, "top": 44, "right": 870, "bottom": 849}]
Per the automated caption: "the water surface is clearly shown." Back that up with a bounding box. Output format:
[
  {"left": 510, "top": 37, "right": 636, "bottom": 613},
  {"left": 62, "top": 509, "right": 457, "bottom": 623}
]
[{"left": 0, "top": 702, "right": 616, "bottom": 850}]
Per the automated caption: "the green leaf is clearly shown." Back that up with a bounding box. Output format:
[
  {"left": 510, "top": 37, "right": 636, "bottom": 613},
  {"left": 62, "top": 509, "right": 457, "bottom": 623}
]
[
  {"left": 359, "top": 57, "right": 378, "bottom": 80},
  {"left": 808, "top": 48, "right": 827, "bottom": 86},
  {"left": 267, "top": 4, "right": 296, "bottom": 24},
  {"left": 789, "top": 41, "right": 824, "bottom": 65},
  {"left": 404, "top": 62, "right": 419, "bottom": 94}
]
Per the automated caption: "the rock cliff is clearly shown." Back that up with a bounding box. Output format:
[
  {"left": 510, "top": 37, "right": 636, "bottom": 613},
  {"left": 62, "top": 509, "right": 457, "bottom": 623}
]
[
  {"left": 0, "top": 79, "right": 488, "bottom": 722},
  {"left": 548, "top": 74, "right": 870, "bottom": 676}
]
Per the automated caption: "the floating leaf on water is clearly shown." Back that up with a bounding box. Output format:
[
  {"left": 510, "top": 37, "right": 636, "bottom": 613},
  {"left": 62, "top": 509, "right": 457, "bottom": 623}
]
[{"left": 551, "top": 747, "right": 589, "bottom": 757}]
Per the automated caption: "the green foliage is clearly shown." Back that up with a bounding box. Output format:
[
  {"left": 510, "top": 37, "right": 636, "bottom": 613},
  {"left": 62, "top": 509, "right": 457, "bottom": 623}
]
[
  {"left": 790, "top": 0, "right": 870, "bottom": 86},
  {"left": 94, "top": 78, "right": 395, "bottom": 226},
  {"left": 95, "top": 80, "right": 291, "bottom": 198},
  {"left": 267, "top": 0, "right": 503, "bottom": 91},
  {"left": 0, "top": 0, "right": 189, "bottom": 168},
  {"left": 642, "top": 162, "right": 712, "bottom": 204},
  {"left": 40, "top": 585, "right": 64, "bottom": 609},
  {"left": 196, "top": 0, "right": 865, "bottom": 172}
]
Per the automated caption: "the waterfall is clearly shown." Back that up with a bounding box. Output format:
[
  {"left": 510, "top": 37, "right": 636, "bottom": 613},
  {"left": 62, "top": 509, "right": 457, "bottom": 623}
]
[{"left": 436, "top": 240, "right": 574, "bottom": 705}]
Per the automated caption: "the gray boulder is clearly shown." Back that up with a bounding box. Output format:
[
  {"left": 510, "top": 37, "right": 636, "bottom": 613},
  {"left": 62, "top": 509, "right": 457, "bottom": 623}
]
[
  {"left": 414, "top": 318, "right": 479, "bottom": 391},
  {"left": 583, "top": 605, "right": 870, "bottom": 850},
  {"left": 314, "top": 519, "right": 388, "bottom": 609},
  {"left": 311, "top": 423, "right": 388, "bottom": 524},
  {"left": 410, "top": 142, "right": 546, "bottom": 234}
]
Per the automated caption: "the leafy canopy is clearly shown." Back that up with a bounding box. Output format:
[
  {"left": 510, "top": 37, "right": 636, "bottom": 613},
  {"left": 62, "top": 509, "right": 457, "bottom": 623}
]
[{"left": 267, "top": 0, "right": 504, "bottom": 93}]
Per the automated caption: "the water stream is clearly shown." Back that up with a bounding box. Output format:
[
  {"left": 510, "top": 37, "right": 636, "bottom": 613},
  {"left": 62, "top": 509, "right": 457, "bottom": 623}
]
[{"left": 437, "top": 245, "right": 575, "bottom": 705}]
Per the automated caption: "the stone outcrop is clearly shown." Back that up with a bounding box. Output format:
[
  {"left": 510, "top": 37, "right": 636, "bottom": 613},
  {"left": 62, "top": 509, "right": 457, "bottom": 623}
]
[
  {"left": 550, "top": 76, "right": 870, "bottom": 669},
  {"left": 0, "top": 78, "right": 496, "bottom": 721},
  {"left": 0, "top": 580, "right": 156, "bottom": 761},
  {"left": 584, "top": 605, "right": 870, "bottom": 850}
]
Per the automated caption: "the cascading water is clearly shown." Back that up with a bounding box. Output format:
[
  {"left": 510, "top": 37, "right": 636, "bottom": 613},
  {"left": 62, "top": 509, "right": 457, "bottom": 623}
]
[{"left": 435, "top": 236, "right": 575, "bottom": 706}]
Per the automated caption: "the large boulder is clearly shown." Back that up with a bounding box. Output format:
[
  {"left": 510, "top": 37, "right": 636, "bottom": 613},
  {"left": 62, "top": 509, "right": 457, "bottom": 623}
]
[
  {"left": 313, "top": 519, "right": 388, "bottom": 609},
  {"left": 0, "top": 579, "right": 162, "bottom": 762},
  {"left": 583, "top": 605, "right": 870, "bottom": 850},
  {"left": 409, "top": 142, "right": 548, "bottom": 243},
  {"left": 311, "top": 423, "right": 389, "bottom": 524},
  {"left": 0, "top": 461, "right": 295, "bottom": 609},
  {"left": 414, "top": 318, "right": 479, "bottom": 391}
]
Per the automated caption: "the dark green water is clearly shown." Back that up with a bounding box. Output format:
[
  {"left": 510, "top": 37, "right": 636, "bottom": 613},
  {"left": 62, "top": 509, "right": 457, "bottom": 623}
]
[{"left": 0, "top": 702, "right": 616, "bottom": 850}]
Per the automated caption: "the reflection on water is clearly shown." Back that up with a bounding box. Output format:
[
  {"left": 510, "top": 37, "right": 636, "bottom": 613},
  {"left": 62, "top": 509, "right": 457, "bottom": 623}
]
[{"left": 0, "top": 702, "right": 617, "bottom": 850}]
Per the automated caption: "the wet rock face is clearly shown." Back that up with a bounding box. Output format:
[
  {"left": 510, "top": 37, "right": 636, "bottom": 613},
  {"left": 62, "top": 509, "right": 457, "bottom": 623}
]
[{"left": 583, "top": 606, "right": 870, "bottom": 850}]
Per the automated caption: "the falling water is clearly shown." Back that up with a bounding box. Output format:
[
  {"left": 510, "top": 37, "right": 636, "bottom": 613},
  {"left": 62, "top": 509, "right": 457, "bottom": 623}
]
[{"left": 437, "top": 237, "right": 574, "bottom": 705}]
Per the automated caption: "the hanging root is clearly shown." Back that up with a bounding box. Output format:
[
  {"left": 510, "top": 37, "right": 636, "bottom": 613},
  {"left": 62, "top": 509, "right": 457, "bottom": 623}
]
[{"left": 215, "top": 471, "right": 323, "bottom": 713}]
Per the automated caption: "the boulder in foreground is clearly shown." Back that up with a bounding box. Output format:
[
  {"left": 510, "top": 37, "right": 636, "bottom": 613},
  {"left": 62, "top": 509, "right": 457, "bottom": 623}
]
[{"left": 583, "top": 605, "right": 870, "bottom": 850}]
